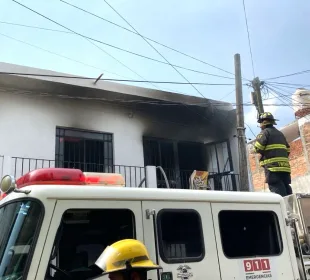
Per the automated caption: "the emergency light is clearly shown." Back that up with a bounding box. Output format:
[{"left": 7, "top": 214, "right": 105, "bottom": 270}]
[{"left": 0, "top": 168, "right": 125, "bottom": 199}]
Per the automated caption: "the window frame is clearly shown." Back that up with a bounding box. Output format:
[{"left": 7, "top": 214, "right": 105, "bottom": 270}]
[
  {"left": 0, "top": 198, "right": 45, "bottom": 280},
  {"left": 55, "top": 126, "right": 114, "bottom": 171},
  {"left": 218, "top": 210, "right": 283, "bottom": 259},
  {"left": 49, "top": 208, "right": 136, "bottom": 271},
  {"left": 156, "top": 208, "right": 205, "bottom": 264}
]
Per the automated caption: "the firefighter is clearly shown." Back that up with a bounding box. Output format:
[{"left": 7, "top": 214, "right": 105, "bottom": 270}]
[
  {"left": 254, "top": 112, "right": 293, "bottom": 197},
  {"left": 94, "top": 239, "right": 161, "bottom": 280}
]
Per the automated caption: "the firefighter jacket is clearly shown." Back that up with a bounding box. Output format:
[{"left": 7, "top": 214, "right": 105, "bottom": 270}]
[{"left": 254, "top": 126, "right": 291, "bottom": 173}]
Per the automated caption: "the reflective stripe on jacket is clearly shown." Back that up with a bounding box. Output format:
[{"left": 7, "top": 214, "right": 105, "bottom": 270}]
[{"left": 254, "top": 126, "right": 290, "bottom": 173}]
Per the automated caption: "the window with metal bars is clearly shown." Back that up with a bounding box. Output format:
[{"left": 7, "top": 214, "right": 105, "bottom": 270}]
[
  {"left": 157, "top": 209, "right": 205, "bottom": 263},
  {"left": 55, "top": 127, "right": 114, "bottom": 173}
]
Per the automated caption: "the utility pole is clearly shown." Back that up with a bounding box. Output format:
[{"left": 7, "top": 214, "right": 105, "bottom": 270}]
[
  {"left": 251, "top": 77, "right": 264, "bottom": 114},
  {"left": 234, "top": 54, "right": 250, "bottom": 191}
]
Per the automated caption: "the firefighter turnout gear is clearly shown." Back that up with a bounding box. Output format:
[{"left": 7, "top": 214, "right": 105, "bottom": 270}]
[
  {"left": 254, "top": 113, "right": 292, "bottom": 196},
  {"left": 95, "top": 239, "right": 161, "bottom": 275}
]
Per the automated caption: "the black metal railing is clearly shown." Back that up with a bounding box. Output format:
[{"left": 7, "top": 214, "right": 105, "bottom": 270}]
[
  {"left": 157, "top": 168, "right": 238, "bottom": 191},
  {"left": 9, "top": 157, "right": 239, "bottom": 191},
  {"left": 11, "top": 157, "right": 146, "bottom": 188}
]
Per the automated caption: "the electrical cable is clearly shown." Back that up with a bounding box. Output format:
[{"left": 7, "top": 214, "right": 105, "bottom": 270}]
[
  {"left": 0, "top": 71, "right": 236, "bottom": 85},
  {"left": 219, "top": 89, "right": 235, "bottom": 101},
  {"left": 74, "top": 36, "right": 161, "bottom": 90},
  {"left": 0, "top": 32, "right": 132, "bottom": 80},
  {"left": 104, "top": 0, "right": 241, "bottom": 130},
  {"left": 58, "top": 0, "right": 237, "bottom": 78},
  {"left": 10, "top": 1, "right": 234, "bottom": 81},
  {"left": 267, "top": 81, "right": 310, "bottom": 88},
  {"left": 265, "top": 86, "right": 294, "bottom": 111},
  {"left": 102, "top": 0, "right": 213, "bottom": 110},
  {"left": 264, "top": 69, "right": 310, "bottom": 81},
  {"left": 242, "top": 0, "right": 255, "bottom": 78},
  {"left": 244, "top": 122, "right": 257, "bottom": 139},
  {"left": 265, "top": 83, "right": 302, "bottom": 104}
]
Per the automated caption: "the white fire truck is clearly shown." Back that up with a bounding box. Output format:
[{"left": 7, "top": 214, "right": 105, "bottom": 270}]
[{"left": 0, "top": 167, "right": 308, "bottom": 280}]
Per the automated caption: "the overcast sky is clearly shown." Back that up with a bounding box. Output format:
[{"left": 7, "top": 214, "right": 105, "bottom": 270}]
[{"left": 0, "top": 0, "right": 309, "bottom": 139}]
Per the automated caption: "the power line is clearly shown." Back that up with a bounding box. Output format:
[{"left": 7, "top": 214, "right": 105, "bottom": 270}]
[
  {"left": 0, "top": 71, "right": 236, "bottom": 85},
  {"left": 0, "top": 21, "right": 71, "bottom": 33},
  {"left": 265, "top": 83, "right": 302, "bottom": 105},
  {"left": 0, "top": 32, "right": 132, "bottom": 80},
  {"left": 59, "top": 0, "right": 236, "bottom": 78},
  {"left": 268, "top": 81, "right": 310, "bottom": 88},
  {"left": 73, "top": 33, "right": 160, "bottom": 90},
  {"left": 244, "top": 122, "right": 257, "bottom": 139},
  {"left": 102, "top": 0, "right": 211, "bottom": 106},
  {"left": 264, "top": 69, "right": 310, "bottom": 80},
  {"left": 10, "top": 1, "right": 234, "bottom": 81},
  {"left": 242, "top": 0, "right": 255, "bottom": 78},
  {"left": 219, "top": 89, "right": 235, "bottom": 101},
  {"left": 265, "top": 85, "right": 294, "bottom": 111}
]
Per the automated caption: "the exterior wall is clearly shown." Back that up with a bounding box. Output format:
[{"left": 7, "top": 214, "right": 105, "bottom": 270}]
[
  {"left": 249, "top": 138, "right": 308, "bottom": 192},
  {"left": 0, "top": 91, "right": 239, "bottom": 185},
  {"left": 248, "top": 112, "right": 310, "bottom": 193},
  {"left": 0, "top": 92, "right": 145, "bottom": 167},
  {"left": 289, "top": 138, "right": 307, "bottom": 178}
]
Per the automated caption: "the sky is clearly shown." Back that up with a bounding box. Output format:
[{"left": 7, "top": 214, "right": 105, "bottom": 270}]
[{"left": 0, "top": 0, "right": 309, "bottom": 140}]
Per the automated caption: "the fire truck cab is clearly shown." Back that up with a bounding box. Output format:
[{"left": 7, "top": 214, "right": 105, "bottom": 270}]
[{"left": 0, "top": 168, "right": 302, "bottom": 280}]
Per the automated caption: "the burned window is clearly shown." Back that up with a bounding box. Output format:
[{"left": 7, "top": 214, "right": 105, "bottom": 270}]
[
  {"left": 55, "top": 127, "right": 114, "bottom": 173},
  {"left": 157, "top": 209, "right": 205, "bottom": 263},
  {"left": 219, "top": 210, "right": 283, "bottom": 258},
  {"left": 46, "top": 209, "right": 135, "bottom": 278}
]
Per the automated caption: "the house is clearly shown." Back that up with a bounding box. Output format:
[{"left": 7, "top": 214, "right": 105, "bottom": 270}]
[
  {"left": 0, "top": 62, "right": 240, "bottom": 190},
  {"left": 248, "top": 88, "right": 310, "bottom": 193}
]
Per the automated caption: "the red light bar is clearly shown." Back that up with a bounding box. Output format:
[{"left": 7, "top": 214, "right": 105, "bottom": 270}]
[
  {"left": 83, "top": 172, "right": 125, "bottom": 186},
  {"left": 0, "top": 168, "right": 126, "bottom": 200},
  {"left": 16, "top": 168, "right": 85, "bottom": 188}
]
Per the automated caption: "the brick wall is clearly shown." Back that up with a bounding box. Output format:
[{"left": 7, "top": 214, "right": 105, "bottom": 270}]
[{"left": 248, "top": 137, "right": 308, "bottom": 192}]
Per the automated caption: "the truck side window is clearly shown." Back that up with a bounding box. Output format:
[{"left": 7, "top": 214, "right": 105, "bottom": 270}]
[
  {"left": 46, "top": 208, "right": 135, "bottom": 278},
  {"left": 157, "top": 209, "right": 205, "bottom": 264},
  {"left": 219, "top": 210, "right": 283, "bottom": 258}
]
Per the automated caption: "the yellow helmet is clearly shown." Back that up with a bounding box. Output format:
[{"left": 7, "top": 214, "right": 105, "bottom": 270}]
[{"left": 95, "top": 239, "right": 161, "bottom": 274}]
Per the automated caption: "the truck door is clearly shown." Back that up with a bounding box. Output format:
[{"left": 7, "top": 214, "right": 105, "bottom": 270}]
[
  {"left": 211, "top": 202, "right": 296, "bottom": 280},
  {"left": 142, "top": 201, "right": 221, "bottom": 280},
  {"left": 35, "top": 200, "right": 144, "bottom": 280}
]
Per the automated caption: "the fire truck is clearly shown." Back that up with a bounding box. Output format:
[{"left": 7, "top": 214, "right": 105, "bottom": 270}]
[{"left": 0, "top": 167, "right": 309, "bottom": 280}]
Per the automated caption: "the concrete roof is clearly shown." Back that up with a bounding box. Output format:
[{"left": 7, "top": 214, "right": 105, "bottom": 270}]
[{"left": 0, "top": 62, "right": 233, "bottom": 110}]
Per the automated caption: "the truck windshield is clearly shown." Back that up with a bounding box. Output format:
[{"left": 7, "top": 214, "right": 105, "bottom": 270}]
[{"left": 0, "top": 200, "right": 42, "bottom": 280}]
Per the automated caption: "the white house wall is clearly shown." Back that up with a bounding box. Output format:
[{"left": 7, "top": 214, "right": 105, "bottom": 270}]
[
  {"left": 0, "top": 92, "right": 145, "bottom": 166},
  {"left": 0, "top": 91, "right": 239, "bottom": 187}
]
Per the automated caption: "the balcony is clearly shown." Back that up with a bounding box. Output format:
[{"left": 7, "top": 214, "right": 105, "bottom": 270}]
[
  {"left": 0, "top": 156, "right": 239, "bottom": 191},
  {"left": 5, "top": 156, "right": 146, "bottom": 188}
]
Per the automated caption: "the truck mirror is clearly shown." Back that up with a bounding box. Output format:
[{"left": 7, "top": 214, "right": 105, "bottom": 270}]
[{"left": 0, "top": 175, "right": 16, "bottom": 194}]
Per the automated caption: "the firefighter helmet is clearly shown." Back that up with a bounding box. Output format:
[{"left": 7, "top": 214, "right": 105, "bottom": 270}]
[
  {"left": 257, "top": 112, "right": 278, "bottom": 125},
  {"left": 95, "top": 239, "right": 161, "bottom": 274}
]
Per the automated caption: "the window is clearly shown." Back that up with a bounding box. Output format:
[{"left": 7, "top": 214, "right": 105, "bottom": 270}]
[
  {"left": 55, "top": 127, "right": 113, "bottom": 172},
  {"left": 0, "top": 200, "right": 43, "bottom": 280},
  {"left": 46, "top": 209, "right": 135, "bottom": 279},
  {"left": 157, "top": 209, "right": 205, "bottom": 263},
  {"left": 219, "top": 210, "right": 283, "bottom": 258}
]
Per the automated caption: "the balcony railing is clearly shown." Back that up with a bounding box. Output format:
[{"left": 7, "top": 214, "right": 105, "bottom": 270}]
[
  {"left": 6, "top": 157, "right": 238, "bottom": 191},
  {"left": 11, "top": 157, "right": 146, "bottom": 188},
  {"left": 157, "top": 168, "right": 238, "bottom": 191}
]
